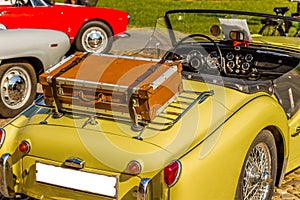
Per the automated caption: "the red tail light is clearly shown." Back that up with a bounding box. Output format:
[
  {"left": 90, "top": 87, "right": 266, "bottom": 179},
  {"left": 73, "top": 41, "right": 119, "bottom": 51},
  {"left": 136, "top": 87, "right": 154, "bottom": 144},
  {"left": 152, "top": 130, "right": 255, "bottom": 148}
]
[
  {"left": 164, "top": 160, "right": 181, "bottom": 187},
  {"left": 19, "top": 140, "right": 30, "bottom": 154},
  {"left": 0, "top": 128, "right": 5, "bottom": 148}
]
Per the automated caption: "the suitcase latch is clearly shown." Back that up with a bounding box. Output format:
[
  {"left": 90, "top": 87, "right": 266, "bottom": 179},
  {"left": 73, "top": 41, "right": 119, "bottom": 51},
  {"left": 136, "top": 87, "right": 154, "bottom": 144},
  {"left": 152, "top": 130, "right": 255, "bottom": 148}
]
[{"left": 131, "top": 98, "right": 144, "bottom": 132}]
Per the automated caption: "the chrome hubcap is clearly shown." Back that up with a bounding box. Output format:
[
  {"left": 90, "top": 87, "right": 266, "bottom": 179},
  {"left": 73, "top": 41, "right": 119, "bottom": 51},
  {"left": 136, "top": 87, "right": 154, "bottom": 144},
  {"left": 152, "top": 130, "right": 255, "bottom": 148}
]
[
  {"left": 87, "top": 31, "right": 103, "bottom": 48},
  {"left": 83, "top": 27, "right": 108, "bottom": 53},
  {"left": 7, "top": 75, "right": 25, "bottom": 101},
  {"left": 243, "top": 143, "right": 272, "bottom": 200},
  {"left": 1, "top": 67, "right": 30, "bottom": 109}
]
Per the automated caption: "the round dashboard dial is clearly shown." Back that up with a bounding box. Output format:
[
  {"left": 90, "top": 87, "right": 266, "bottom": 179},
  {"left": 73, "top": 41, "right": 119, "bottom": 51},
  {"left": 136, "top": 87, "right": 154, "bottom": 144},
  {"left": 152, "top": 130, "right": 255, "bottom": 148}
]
[
  {"left": 245, "top": 54, "right": 253, "bottom": 62},
  {"left": 242, "top": 62, "right": 251, "bottom": 71},
  {"left": 227, "top": 61, "right": 235, "bottom": 72},
  {"left": 226, "top": 52, "right": 234, "bottom": 60}
]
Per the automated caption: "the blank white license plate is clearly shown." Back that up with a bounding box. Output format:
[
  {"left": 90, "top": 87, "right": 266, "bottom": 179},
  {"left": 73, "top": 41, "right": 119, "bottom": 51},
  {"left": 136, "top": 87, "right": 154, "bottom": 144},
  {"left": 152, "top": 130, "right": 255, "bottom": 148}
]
[{"left": 36, "top": 162, "right": 117, "bottom": 197}]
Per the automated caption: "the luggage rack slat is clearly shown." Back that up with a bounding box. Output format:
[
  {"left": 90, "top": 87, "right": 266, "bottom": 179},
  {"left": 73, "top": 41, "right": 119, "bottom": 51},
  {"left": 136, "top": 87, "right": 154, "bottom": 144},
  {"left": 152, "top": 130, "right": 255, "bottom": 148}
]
[
  {"left": 150, "top": 90, "right": 214, "bottom": 127},
  {"left": 34, "top": 90, "right": 214, "bottom": 129}
]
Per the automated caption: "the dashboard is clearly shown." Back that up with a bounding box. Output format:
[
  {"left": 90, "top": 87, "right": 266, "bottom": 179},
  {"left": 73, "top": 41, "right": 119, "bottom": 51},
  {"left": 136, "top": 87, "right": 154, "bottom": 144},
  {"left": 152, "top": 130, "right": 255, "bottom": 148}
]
[{"left": 165, "top": 42, "right": 299, "bottom": 80}]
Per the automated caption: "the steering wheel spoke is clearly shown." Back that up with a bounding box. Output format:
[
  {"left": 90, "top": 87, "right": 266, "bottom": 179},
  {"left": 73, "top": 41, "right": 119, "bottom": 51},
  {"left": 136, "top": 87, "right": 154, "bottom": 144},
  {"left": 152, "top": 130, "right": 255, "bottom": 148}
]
[{"left": 169, "top": 33, "right": 223, "bottom": 74}]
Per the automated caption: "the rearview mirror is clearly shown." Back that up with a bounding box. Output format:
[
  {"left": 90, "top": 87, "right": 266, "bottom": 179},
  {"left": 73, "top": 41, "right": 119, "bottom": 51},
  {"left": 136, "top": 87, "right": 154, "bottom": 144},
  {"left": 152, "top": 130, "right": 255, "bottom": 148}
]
[
  {"left": 210, "top": 25, "right": 221, "bottom": 37},
  {"left": 229, "top": 30, "right": 244, "bottom": 41}
]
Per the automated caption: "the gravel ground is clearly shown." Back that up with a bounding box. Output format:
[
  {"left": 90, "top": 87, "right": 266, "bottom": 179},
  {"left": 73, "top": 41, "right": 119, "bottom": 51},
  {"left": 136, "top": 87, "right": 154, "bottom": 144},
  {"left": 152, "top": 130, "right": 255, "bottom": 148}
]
[{"left": 272, "top": 169, "right": 300, "bottom": 200}]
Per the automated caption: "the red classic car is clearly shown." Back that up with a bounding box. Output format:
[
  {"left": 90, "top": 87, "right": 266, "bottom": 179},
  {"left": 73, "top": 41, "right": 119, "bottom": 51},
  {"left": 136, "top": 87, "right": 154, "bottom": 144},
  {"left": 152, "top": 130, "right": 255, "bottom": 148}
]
[{"left": 0, "top": 0, "right": 129, "bottom": 53}]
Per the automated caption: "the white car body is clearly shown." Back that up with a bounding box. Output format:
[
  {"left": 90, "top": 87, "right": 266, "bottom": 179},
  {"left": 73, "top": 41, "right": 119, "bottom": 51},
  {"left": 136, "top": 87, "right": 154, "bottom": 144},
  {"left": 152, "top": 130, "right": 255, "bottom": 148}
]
[{"left": 0, "top": 27, "right": 70, "bottom": 117}]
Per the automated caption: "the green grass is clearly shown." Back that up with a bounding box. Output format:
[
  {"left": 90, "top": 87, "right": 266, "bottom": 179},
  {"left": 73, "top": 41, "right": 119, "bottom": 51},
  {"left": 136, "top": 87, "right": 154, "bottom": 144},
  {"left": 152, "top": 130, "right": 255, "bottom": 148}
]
[{"left": 97, "top": 0, "right": 299, "bottom": 28}]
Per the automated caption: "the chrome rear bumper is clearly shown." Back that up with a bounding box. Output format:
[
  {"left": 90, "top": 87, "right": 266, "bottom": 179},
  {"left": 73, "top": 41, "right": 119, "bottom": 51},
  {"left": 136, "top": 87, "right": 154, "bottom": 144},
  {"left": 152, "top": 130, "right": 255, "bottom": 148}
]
[
  {"left": 0, "top": 153, "right": 15, "bottom": 198},
  {"left": 137, "top": 178, "right": 151, "bottom": 200}
]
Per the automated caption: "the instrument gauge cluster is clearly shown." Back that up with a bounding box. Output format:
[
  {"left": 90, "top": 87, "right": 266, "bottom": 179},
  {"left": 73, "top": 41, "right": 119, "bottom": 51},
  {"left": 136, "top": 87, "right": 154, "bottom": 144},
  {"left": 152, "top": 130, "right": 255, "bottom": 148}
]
[{"left": 224, "top": 51, "right": 255, "bottom": 76}]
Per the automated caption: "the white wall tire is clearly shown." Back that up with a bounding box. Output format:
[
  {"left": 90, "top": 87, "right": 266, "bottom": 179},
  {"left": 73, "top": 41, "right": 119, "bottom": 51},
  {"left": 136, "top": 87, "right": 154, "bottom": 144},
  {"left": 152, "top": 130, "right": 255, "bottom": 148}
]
[{"left": 75, "top": 21, "right": 113, "bottom": 53}]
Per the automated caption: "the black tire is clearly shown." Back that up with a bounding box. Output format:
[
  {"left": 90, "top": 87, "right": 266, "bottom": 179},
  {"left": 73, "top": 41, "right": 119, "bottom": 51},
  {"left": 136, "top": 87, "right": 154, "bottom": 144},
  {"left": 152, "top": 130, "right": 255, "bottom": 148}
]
[
  {"left": 259, "top": 24, "right": 285, "bottom": 36},
  {"left": 75, "top": 21, "right": 113, "bottom": 53},
  {"left": 0, "top": 194, "right": 35, "bottom": 199},
  {"left": 0, "top": 62, "right": 37, "bottom": 118},
  {"left": 235, "top": 130, "right": 277, "bottom": 200}
]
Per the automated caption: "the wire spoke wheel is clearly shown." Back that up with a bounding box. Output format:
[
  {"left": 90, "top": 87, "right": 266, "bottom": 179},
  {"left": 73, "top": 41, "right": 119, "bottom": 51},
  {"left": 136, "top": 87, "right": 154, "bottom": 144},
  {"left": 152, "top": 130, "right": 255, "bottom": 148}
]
[
  {"left": 243, "top": 143, "right": 271, "bottom": 199},
  {"left": 235, "top": 130, "right": 277, "bottom": 200}
]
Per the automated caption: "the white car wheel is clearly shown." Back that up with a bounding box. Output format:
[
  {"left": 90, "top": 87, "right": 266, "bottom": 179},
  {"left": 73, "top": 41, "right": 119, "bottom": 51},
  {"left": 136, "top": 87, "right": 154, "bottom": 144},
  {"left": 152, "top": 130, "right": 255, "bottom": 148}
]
[
  {"left": 0, "top": 62, "right": 36, "bottom": 117},
  {"left": 75, "top": 21, "right": 113, "bottom": 53}
]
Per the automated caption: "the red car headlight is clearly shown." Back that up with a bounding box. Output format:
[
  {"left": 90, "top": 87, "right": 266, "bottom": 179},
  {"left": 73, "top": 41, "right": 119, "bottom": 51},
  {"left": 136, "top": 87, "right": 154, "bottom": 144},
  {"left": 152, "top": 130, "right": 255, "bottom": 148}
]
[{"left": 164, "top": 160, "right": 181, "bottom": 187}]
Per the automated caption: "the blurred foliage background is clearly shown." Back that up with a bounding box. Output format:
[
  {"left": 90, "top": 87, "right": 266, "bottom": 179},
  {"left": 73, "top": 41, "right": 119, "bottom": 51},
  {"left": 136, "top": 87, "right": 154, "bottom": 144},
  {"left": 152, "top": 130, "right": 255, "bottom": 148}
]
[{"left": 95, "top": 0, "right": 299, "bottom": 28}]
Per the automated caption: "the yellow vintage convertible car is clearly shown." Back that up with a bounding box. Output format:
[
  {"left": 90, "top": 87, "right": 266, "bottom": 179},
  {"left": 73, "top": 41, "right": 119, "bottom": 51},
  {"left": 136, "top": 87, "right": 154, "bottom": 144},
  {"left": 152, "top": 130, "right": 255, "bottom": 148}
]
[{"left": 0, "top": 9, "right": 300, "bottom": 200}]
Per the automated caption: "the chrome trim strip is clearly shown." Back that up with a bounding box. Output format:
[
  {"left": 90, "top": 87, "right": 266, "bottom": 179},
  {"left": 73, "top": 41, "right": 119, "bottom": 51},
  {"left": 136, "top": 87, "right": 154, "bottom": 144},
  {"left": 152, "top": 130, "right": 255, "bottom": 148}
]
[
  {"left": 167, "top": 160, "right": 182, "bottom": 187},
  {"left": 52, "top": 77, "right": 132, "bottom": 93},
  {"left": 34, "top": 94, "right": 54, "bottom": 108},
  {"left": 137, "top": 178, "right": 152, "bottom": 200},
  {"left": 256, "top": 50, "right": 291, "bottom": 57},
  {"left": 152, "top": 90, "right": 214, "bottom": 127},
  {"left": 0, "top": 153, "right": 15, "bottom": 198},
  {"left": 288, "top": 88, "right": 295, "bottom": 109},
  {"left": 45, "top": 54, "right": 76, "bottom": 74},
  {"left": 94, "top": 53, "right": 161, "bottom": 62},
  {"left": 61, "top": 103, "right": 131, "bottom": 117},
  {"left": 150, "top": 65, "right": 178, "bottom": 90},
  {"left": 155, "top": 92, "right": 179, "bottom": 116}
]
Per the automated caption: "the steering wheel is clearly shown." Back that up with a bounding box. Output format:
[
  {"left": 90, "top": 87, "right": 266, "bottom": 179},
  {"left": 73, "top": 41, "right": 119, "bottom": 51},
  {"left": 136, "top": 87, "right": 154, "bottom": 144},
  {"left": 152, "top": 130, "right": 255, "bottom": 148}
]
[{"left": 171, "top": 33, "right": 223, "bottom": 73}]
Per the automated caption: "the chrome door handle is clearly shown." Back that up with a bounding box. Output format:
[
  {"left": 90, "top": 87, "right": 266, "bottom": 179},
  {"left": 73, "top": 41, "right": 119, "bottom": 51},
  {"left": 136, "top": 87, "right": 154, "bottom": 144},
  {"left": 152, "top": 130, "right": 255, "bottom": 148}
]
[{"left": 291, "top": 126, "right": 300, "bottom": 137}]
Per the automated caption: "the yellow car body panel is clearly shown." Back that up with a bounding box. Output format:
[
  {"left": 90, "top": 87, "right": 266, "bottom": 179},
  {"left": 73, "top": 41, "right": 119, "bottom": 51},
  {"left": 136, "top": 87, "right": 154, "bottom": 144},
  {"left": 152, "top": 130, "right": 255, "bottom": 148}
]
[
  {"left": 0, "top": 80, "right": 290, "bottom": 199},
  {"left": 170, "top": 95, "right": 289, "bottom": 199},
  {"left": 287, "top": 109, "right": 300, "bottom": 171}
]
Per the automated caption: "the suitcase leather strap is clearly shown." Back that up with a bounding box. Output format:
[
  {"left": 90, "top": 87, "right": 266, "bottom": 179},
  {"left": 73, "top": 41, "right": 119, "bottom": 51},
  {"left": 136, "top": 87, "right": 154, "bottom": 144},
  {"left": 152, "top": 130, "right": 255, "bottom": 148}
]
[
  {"left": 127, "top": 63, "right": 163, "bottom": 122},
  {"left": 51, "top": 53, "right": 91, "bottom": 113},
  {"left": 127, "top": 63, "right": 162, "bottom": 95}
]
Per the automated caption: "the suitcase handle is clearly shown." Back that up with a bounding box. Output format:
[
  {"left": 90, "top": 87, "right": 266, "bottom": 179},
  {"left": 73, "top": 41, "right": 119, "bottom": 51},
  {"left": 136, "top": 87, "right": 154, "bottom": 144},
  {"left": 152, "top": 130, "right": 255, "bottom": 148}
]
[{"left": 77, "top": 91, "right": 105, "bottom": 103}]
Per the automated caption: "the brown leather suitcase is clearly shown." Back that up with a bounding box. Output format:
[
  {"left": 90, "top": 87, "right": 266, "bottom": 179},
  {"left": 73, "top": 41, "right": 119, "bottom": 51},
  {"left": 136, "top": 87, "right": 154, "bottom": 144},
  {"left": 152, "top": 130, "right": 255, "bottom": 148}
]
[{"left": 39, "top": 52, "right": 183, "bottom": 122}]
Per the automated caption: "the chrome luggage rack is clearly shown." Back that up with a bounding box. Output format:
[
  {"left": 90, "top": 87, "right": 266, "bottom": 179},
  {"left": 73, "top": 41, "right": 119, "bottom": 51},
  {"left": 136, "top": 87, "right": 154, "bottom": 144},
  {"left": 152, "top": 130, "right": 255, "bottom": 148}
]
[{"left": 34, "top": 90, "right": 214, "bottom": 131}]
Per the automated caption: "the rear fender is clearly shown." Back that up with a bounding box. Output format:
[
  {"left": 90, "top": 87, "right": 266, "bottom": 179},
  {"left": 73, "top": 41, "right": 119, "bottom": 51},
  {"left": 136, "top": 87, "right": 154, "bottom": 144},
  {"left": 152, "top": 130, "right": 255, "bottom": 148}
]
[{"left": 169, "top": 95, "right": 288, "bottom": 200}]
